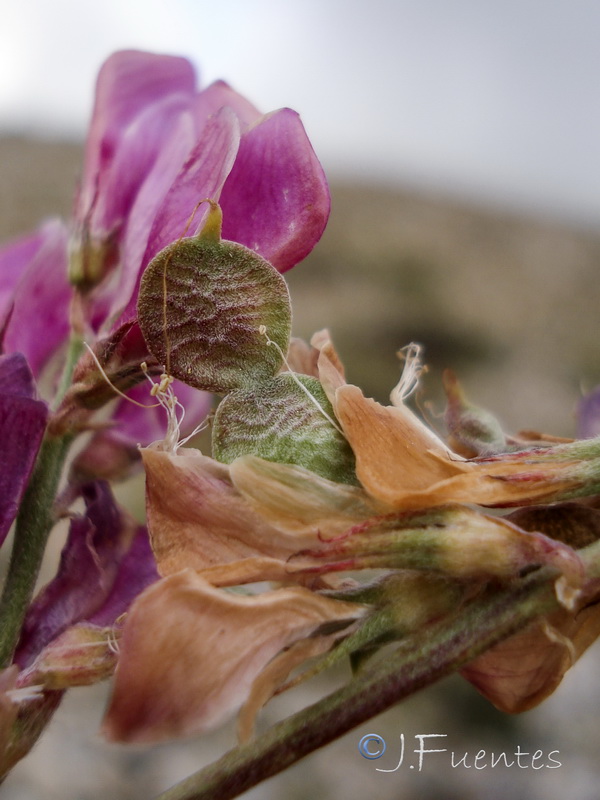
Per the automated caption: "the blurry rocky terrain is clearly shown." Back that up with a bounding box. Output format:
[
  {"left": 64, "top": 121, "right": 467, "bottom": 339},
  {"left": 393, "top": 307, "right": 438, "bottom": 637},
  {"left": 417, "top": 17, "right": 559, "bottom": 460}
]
[{"left": 1, "top": 135, "right": 600, "bottom": 800}]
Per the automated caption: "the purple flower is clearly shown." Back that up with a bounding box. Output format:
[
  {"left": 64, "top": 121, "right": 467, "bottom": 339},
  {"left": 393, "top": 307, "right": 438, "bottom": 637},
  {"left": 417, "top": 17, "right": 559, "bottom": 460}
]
[
  {"left": 74, "top": 49, "right": 330, "bottom": 330},
  {"left": 15, "top": 481, "right": 158, "bottom": 669},
  {"left": 0, "top": 353, "right": 48, "bottom": 548},
  {"left": 0, "top": 49, "right": 330, "bottom": 453}
]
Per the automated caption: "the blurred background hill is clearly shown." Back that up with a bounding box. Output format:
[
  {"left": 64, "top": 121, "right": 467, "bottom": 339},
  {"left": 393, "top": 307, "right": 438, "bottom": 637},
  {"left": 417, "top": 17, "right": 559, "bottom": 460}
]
[
  {"left": 2, "top": 133, "right": 599, "bottom": 434},
  {"left": 1, "top": 133, "right": 600, "bottom": 800}
]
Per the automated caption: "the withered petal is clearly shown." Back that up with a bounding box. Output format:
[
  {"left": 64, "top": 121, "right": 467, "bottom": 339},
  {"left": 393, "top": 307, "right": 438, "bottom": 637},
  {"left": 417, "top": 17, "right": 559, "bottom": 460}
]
[
  {"left": 141, "top": 447, "right": 312, "bottom": 575},
  {"left": 102, "top": 570, "right": 364, "bottom": 743},
  {"left": 461, "top": 600, "right": 600, "bottom": 712}
]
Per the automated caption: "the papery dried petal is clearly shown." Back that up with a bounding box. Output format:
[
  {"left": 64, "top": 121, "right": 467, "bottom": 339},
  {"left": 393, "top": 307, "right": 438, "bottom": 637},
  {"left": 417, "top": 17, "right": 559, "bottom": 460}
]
[
  {"left": 229, "top": 455, "right": 380, "bottom": 538},
  {"left": 102, "top": 570, "right": 363, "bottom": 743},
  {"left": 285, "top": 337, "right": 320, "bottom": 377},
  {"left": 17, "top": 624, "right": 118, "bottom": 691},
  {"left": 312, "top": 329, "right": 347, "bottom": 401},
  {"left": 141, "top": 448, "right": 314, "bottom": 576},
  {"left": 237, "top": 633, "right": 344, "bottom": 743},
  {"left": 332, "top": 382, "right": 600, "bottom": 510},
  {"left": 461, "top": 602, "right": 600, "bottom": 712},
  {"left": 333, "top": 383, "right": 470, "bottom": 507}
]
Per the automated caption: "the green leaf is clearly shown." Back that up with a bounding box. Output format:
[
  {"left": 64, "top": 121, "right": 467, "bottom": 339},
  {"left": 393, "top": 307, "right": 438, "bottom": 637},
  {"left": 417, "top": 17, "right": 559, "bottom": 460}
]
[
  {"left": 212, "top": 373, "right": 357, "bottom": 484},
  {"left": 137, "top": 234, "right": 291, "bottom": 394}
]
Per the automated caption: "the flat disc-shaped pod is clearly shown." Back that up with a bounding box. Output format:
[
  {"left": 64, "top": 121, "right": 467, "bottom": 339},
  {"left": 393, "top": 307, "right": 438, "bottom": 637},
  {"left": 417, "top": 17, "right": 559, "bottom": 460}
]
[
  {"left": 137, "top": 236, "right": 292, "bottom": 394},
  {"left": 212, "top": 373, "right": 357, "bottom": 485}
]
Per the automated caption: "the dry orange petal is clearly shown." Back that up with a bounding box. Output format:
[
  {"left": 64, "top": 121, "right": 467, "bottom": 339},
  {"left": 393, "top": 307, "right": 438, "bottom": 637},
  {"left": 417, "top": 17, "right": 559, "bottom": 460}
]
[
  {"left": 333, "top": 384, "right": 469, "bottom": 506},
  {"left": 142, "top": 447, "right": 310, "bottom": 575},
  {"left": 462, "top": 600, "right": 600, "bottom": 712},
  {"left": 102, "top": 570, "right": 364, "bottom": 743}
]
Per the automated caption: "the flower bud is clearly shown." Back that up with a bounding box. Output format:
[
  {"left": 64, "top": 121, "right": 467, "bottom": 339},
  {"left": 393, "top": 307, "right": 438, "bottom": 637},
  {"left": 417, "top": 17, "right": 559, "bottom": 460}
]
[
  {"left": 68, "top": 228, "right": 119, "bottom": 292},
  {"left": 443, "top": 369, "right": 507, "bottom": 457}
]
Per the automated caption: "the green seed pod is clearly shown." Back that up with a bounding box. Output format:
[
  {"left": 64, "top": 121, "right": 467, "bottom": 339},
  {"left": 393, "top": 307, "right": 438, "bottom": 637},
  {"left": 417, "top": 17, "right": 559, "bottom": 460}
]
[
  {"left": 137, "top": 203, "right": 292, "bottom": 394},
  {"left": 212, "top": 373, "right": 357, "bottom": 485}
]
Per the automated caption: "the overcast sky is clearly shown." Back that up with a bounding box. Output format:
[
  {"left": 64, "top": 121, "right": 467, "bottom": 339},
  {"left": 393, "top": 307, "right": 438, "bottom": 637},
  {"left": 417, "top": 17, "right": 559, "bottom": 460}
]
[{"left": 1, "top": 0, "right": 599, "bottom": 224}]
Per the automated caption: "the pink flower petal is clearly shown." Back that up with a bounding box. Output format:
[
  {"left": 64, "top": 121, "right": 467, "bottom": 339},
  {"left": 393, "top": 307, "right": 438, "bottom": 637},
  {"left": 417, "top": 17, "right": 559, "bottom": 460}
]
[
  {"left": 192, "top": 80, "right": 262, "bottom": 132},
  {"left": 85, "top": 92, "right": 193, "bottom": 241},
  {"left": 115, "top": 106, "right": 241, "bottom": 324},
  {"left": 2, "top": 220, "right": 70, "bottom": 378},
  {"left": 219, "top": 107, "right": 330, "bottom": 272},
  {"left": 106, "top": 379, "right": 212, "bottom": 446},
  {"left": 0, "top": 229, "right": 47, "bottom": 322},
  {"left": 141, "top": 106, "right": 241, "bottom": 265},
  {"left": 103, "top": 111, "right": 197, "bottom": 326},
  {"left": 577, "top": 386, "right": 600, "bottom": 438},
  {"left": 77, "top": 50, "right": 196, "bottom": 227},
  {"left": 88, "top": 528, "right": 159, "bottom": 628}
]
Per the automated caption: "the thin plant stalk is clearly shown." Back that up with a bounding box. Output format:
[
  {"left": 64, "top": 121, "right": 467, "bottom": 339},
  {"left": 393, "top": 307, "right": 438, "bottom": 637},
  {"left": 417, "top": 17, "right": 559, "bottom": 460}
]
[{"left": 154, "top": 548, "right": 597, "bottom": 800}]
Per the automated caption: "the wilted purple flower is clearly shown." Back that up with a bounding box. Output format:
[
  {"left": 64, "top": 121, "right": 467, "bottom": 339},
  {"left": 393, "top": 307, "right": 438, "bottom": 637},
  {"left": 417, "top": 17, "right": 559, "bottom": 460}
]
[
  {"left": 15, "top": 481, "right": 158, "bottom": 670},
  {"left": 0, "top": 353, "right": 48, "bottom": 548},
  {"left": 0, "top": 49, "right": 330, "bottom": 454}
]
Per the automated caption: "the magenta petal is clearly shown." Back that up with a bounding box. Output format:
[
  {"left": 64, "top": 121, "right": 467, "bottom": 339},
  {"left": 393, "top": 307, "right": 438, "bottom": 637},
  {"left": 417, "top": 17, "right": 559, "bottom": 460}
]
[
  {"left": 219, "top": 108, "right": 330, "bottom": 272},
  {"left": 0, "top": 351, "right": 37, "bottom": 397},
  {"left": 78, "top": 50, "right": 196, "bottom": 226},
  {"left": 69, "top": 381, "right": 212, "bottom": 484},
  {"left": 192, "top": 80, "right": 262, "bottom": 132},
  {"left": 0, "top": 354, "right": 48, "bottom": 548},
  {"left": 2, "top": 220, "right": 70, "bottom": 378},
  {"left": 88, "top": 528, "right": 159, "bottom": 627},
  {"left": 104, "top": 112, "right": 197, "bottom": 326},
  {"left": 87, "top": 93, "right": 193, "bottom": 239},
  {"left": 15, "top": 482, "right": 151, "bottom": 667},
  {"left": 142, "top": 105, "right": 241, "bottom": 265},
  {"left": 0, "top": 229, "right": 47, "bottom": 322},
  {"left": 116, "top": 106, "right": 241, "bottom": 323}
]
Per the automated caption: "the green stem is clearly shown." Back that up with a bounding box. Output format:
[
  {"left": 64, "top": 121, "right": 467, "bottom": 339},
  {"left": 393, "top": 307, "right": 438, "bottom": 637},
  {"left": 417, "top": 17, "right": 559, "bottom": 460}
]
[
  {"left": 0, "top": 433, "right": 73, "bottom": 668},
  {"left": 0, "top": 332, "right": 83, "bottom": 668},
  {"left": 52, "top": 330, "right": 84, "bottom": 411},
  {"left": 153, "top": 565, "right": 567, "bottom": 800}
]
